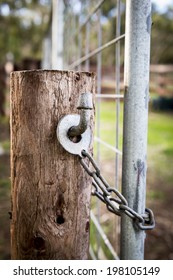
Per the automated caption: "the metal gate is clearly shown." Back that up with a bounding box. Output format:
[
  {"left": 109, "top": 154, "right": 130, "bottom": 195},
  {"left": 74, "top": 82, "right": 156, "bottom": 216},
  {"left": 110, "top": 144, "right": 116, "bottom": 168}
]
[{"left": 42, "top": 0, "right": 154, "bottom": 260}]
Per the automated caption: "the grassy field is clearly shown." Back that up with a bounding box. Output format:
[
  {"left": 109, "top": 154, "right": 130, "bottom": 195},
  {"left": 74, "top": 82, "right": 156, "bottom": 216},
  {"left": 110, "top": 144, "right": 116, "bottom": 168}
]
[
  {"left": 0, "top": 101, "right": 173, "bottom": 259},
  {"left": 95, "top": 101, "right": 173, "bottom": 178},
  {"left": 94, "top": 101, "right": 173, "bottom": 205},
  {"left": 95, "top": 101, "right": 123, "bottom": 152},
  {"left": 92, "top": 101, "right": 173, "bottom": 259}
]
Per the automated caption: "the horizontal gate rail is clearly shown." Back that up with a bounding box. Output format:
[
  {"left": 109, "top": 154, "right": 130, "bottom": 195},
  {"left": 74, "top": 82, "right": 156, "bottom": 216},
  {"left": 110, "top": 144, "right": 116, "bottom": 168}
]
[
  {"left": 96, "top": 94, "right": 124, "bottom": 99},
  {"left": 94, "top": 137, "right": 122, "bottom": 156}
]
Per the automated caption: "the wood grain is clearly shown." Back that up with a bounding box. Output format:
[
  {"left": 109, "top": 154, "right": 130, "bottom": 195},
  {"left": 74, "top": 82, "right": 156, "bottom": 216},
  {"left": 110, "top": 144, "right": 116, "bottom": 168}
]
[{"left": 10, "top": 70, "right": 95, "bottom": 259}]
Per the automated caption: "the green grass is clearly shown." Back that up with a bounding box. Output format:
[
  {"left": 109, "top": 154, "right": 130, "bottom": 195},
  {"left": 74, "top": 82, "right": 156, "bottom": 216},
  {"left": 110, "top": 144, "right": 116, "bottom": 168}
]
[
  {"left": 0, "top": 179, "right": 10, "bottom": 197},
  {"left": 1, "top": 140, "right": 10, "bottom": 153},
  {"left": 148, "top": 112, "right": 173, "bottom": 147},
  {"left": 94, "top": 101, "right": 124, "bottom": 160},
  {"left": 95, "top": 102, "right": 173, "bottom": 154},
  {"left": 147, "top": 111, "right": 173, "bottom": 186},
  {"left": 94, "top": 101, "right": 173, "bottom": 181},
  {"left": 90, "top": 220, "right": 115, "bottom": 260},
  {"left": 146, "top": 190, "right": 165, "bottom": 200}
]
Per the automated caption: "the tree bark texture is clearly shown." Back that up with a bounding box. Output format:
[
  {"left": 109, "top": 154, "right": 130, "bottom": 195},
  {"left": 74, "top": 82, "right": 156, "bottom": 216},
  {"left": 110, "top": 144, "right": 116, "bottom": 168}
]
[{"left": 10, "top": 70, "right": 95, "bottom": 259}]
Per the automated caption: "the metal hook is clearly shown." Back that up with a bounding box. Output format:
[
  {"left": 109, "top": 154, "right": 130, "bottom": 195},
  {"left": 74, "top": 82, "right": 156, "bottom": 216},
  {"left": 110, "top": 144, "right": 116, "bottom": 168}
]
[{"left": 68, "top": 92, "right": 93, "bottom": 137}]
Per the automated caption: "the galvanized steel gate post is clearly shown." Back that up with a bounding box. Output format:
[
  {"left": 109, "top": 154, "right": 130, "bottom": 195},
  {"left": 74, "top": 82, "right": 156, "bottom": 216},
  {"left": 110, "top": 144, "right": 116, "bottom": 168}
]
[{"left": 121, "top": 0, "right": 152, "bottom": 259}]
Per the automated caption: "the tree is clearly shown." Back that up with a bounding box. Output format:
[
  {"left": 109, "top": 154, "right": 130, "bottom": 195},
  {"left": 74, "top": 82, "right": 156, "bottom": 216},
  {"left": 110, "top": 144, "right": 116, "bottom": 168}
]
[
  {"left": 0, "top": 0, "right": 51, "bottom": 64},
  {"left": 151, "top": 7, "right": 173, "bottom": 64}
]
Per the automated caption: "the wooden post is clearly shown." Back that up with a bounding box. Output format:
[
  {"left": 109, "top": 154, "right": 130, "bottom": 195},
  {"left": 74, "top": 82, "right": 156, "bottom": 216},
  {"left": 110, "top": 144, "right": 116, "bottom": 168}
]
[{"left": 10, "top": 70, "right": 95, "bottom": 259}]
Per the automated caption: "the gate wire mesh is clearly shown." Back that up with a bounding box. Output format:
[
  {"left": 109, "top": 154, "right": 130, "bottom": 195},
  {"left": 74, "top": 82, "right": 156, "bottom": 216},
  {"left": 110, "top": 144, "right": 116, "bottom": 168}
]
[
  {"left": 46, "top": 0, "right": 126, "bottom": 260},
  {"left": 62, "top": 0, "right": 125, "bottom": 260}
]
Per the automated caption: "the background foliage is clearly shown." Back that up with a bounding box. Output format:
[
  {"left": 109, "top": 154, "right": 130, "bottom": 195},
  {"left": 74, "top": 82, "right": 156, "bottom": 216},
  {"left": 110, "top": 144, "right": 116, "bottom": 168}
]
[
  {"left": 0, "top": 0, "right": 51, "bottom": 64},
  {"left": 0, "top": 0, "right": 173, "bottom": 65}
]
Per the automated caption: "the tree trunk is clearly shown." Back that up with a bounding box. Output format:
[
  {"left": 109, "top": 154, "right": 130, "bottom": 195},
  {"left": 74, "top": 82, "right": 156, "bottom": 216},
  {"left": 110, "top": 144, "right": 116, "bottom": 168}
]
[{"left": 10, "top": 70, "right": 95, "bottom": 259}]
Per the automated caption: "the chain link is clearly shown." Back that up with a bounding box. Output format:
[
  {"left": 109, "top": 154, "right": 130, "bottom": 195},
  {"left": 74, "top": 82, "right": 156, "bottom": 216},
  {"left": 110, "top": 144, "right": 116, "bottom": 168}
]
[{"left": 80, "top": 150, "right": 155, "bottom": 230}]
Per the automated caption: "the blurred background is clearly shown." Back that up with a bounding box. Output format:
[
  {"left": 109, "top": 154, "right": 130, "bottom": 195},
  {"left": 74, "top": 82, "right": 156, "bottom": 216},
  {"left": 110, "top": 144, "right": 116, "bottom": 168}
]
[{"left": 0, "top": 0, "right": 173, "bottom": 260}]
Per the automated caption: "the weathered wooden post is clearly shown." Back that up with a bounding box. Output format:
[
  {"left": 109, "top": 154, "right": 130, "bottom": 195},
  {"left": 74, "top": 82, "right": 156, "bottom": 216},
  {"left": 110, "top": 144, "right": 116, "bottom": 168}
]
[{"left": 10, "top": 70, "right": 95, "bottom": 259}]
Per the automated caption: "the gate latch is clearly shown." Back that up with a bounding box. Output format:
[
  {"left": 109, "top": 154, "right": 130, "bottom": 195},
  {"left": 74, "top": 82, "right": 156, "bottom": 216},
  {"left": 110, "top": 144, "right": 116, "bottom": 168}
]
[{"left": 57, "top": 92, "right": 93, "bottom": 157}]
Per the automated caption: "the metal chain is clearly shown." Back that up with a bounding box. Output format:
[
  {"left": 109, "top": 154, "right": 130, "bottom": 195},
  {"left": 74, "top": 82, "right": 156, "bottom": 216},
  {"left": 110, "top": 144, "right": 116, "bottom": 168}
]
[{"left": 80, "top": 150, "right": 155, "bottom": 230}]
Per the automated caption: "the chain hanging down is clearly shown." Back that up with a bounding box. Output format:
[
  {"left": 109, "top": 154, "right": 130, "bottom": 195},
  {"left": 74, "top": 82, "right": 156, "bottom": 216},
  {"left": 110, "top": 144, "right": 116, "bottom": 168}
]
[{"left": 80, "top": 150, "right": 155, "bottom": 230}]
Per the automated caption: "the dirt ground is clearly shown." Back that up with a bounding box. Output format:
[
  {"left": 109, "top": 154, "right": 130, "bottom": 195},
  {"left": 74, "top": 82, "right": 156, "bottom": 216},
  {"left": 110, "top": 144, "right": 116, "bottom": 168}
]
[{"left": 0, "top": 120, "right": 173, "bottom": 260}]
